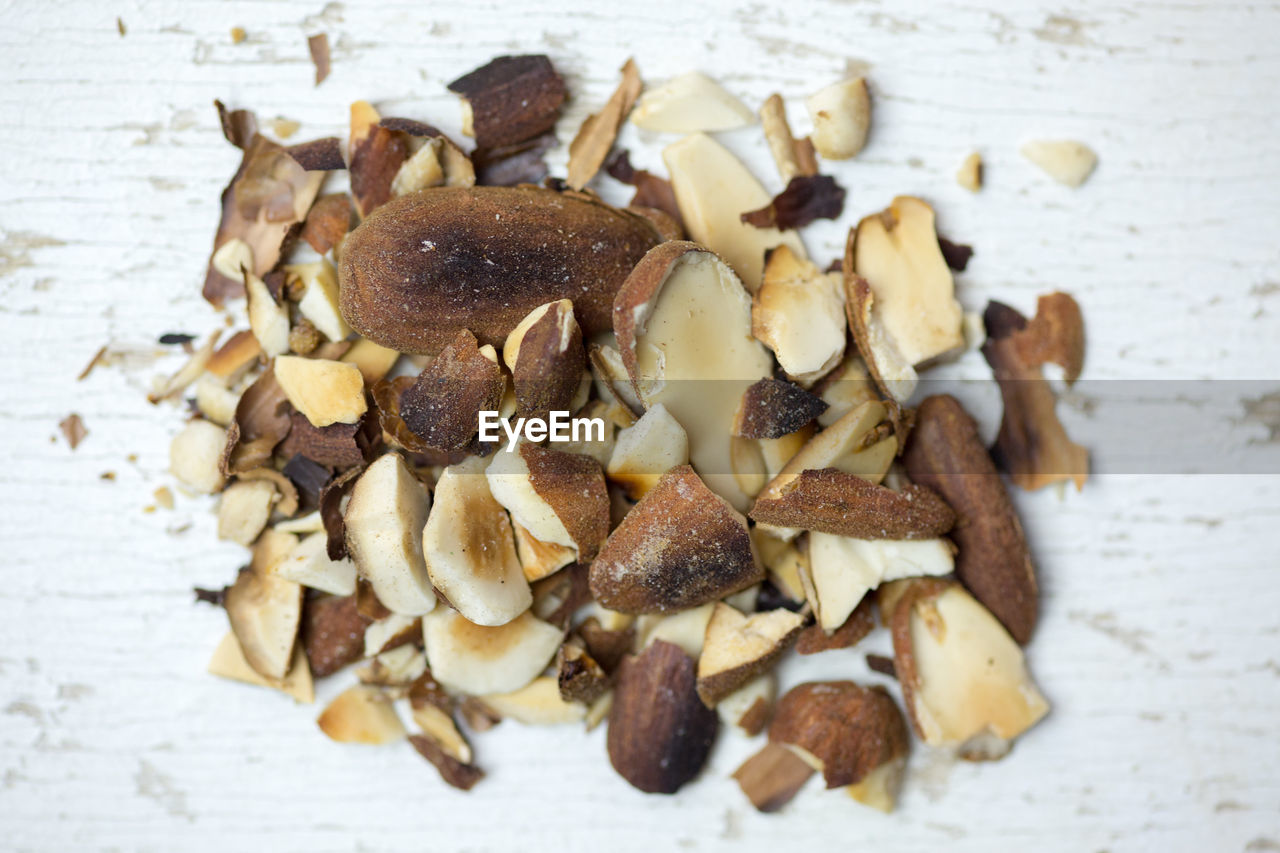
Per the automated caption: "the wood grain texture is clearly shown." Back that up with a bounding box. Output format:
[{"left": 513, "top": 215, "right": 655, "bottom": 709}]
[{"left": 2, "top": 1, "right": 1279, "bottom": 851}]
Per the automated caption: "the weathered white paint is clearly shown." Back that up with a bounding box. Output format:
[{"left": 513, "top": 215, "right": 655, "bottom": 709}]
[{"left": 2, "top": 1, "right": 1279, "bottom": 851}]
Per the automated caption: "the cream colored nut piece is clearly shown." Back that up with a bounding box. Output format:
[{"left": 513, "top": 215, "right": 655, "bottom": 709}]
[
  {"left": 716, "top": 673, "right": 775, "bottom": 735},
  {"left": 752, "top": 246, "right": 846, "bottom": 386},
  {"left": 272, "top": 530, "right": 357, "bottom": 596},
  {"left": 392, "top": 137, "right": 445, "bottom": 197},
  {"left": 845, "top": 275, "right": 918, "bottom": 404},
  {"left": 892, "top": 580, "right": 1050, "bottom": 756},
  {"left": 696, "top": 603, "right": 804, "bottom": 706},
  {"left": 211, "top": 237, "right": 253, "bottom": 282},
  {"left": 759, "top": 93, "right": 815, "bottom": 182},
  {"left": 956, "top": 152, "right": 983, "bottom": 192},
  {"left": 344, "top": 453, "right": 437, "bottom": 616},
  {"left": 207, "top": 632, "right": 314, "bottom": 704},
  {"left": 340, "top": 338, "right": 401, "bottom": 385},
  {"left": 194, "top": 374, "right": 241, "bottom": 426},
  {"left": 246, "top": 274, "right": 290, "bottom": 357},
  {"left": 273, "top": 355, "right": 367, "bottom": 427},
  {"left": 808, "top": 534, "right": 954, "bottom": 632},
  {"left": 606, "top": 403, "right": 688, "bottom": 500},
  {"left": 411, "top": 702, "right": 471, "bottom": 764},
  {"left": 316, "top": 685, "right": 407, "bottom": 744},
  {"left": 613, "top": 243, "right": 776, "bottom": 511},
  {"left": 1020, "top": 139, "right": 1097, "bottom": 187},
  {"left": 169, "top": 420, "right": 228, "bottom": 494},
  {"left": 424, "top": 458, "right": 530, "bottom": 627},
  {"left": 289, "top": 260, "right": 352, "bottom": 343},
  {"left": 216, "top": 480, "right": 278, "bottom": 546},
  {"left": 852, "top": 196, "right": 965, "bottom": 367},
  {"left": 363, "top": 612, "right": 418, "bottom": 658},
  {"left": 805, "top": 78, "right": 870, "bottom": 160},
  {"left": 223, "top": 568, "right": 304, "bottom": 681},
  {"left": 630, "top": 71, "right": 755, "bottom": 133},
  {"left": 814, "top": 354, "right": 878, "bottom": 427},
  {"left": 422, "top": 608, "right": 564, "bottom": 696},
  {"left": 482, "top": 676, "right": 588, "bottom": 725},
  {"left": 635, "top": 602, "right": 716, "bottom": 659},
  {"left": 513, "top": 522, "right": 576, "bottom": 583},
  {"left": 662, "top": 134, "right": 807, "bottom": 293},
  {"left": 847, "top": 755, "right": 907, "bottom": 812},
  {"left": 358, "top": 645, "right": 427, "bottom": 687},
  {"left": 485, "top": 443, "right": 609, "bottom": 561}
]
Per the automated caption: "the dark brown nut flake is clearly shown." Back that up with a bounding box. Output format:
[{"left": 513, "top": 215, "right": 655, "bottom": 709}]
[
  {"left": 409, "top": 734, "right": 484, "bottom": 791},
  {"left": 348, "top": 101, "right": 408, "bottom": 219},
  {"left": 286, "top": 137, "right": 345, "bottom": 172},
  {"left": 741, "top": 174, "right": 846, "bottom": 230},
  {"left": 399, "top": 329, "right": 505, "bottom": 451},
  {"left": 733, "top": 741, "right": 815, "bottom": 813},
  {"left": 749, "top": 468, "right": 955, "bottom": 540},
  {"left": 590, "top": 465, "right": 763, "bottom": 613},
  {"left": 769, "top": 681, "right": 908, "bottom": 790},
  {"left": 505, "top": 299, "right": 586, "bottom": 423},
  {"left": 299, "top": 193, "right": 352, "bottom": 253},
  {"left": 902, "top": 394, "right": 1038, "bottom": 644},
  {"left": 302, "top": 594, "right": 369, "bottom": 678},
  {"left": 734, "top": 378, "right": 827, "bottom": 440},
  {"left": 278, "top": 409, "right": 379, "bottom": 470},
  {"left": 557, "top": 637, "right": 611, "bottom": 705},
  {"left": 448, "top": 54, "right": 567, "bottom": 151},
  {"left": 607, "top": 640, "right": 718, "bottom": 794},
  {"left": 338, "top": 186, "right": 661, "bottom": 354},
  {"left": 307, "top": 33, "right": 330, "bottom": 86}
]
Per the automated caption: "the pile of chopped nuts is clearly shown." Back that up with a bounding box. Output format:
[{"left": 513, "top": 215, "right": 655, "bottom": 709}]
[{"left": 158, "top": 54, "right": 1091, "bottom": 810}]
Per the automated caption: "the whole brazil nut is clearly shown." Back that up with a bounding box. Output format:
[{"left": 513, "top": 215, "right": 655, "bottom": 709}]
[{"left": 338, "top": 185, "right": 662, "bottom": 353}]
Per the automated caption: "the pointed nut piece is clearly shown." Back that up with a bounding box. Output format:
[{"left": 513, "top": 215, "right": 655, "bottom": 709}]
[
  {"left": 274, "top": 355, "right": 367, "bottom": 428},
  {"left": 734, "top": 378, "right": 827, "bottom": 440},
  {"left": 422, "top": 607, "right": 563, "bottom": 696},
  {"left": 890, "top": 579, "right": 1050, "bottom": 755},
  {"left": 207, "top": 632, "right": 313, "bottom": 704},
  {"left": 805, "top": 78, "right": 870, "bottom": 160},
  {"left": 759, "top": 93, "right": 817, "bottom": 182},
  {"left": 630, "top": 71, "right": 754, "bottom": 133},
  {"left": 1021, "top": 139, "right": 1097, "bottom": 187},
  {"left": 607, "top": 640, "right": 719, "bottom": 794},
  {"left": 483, "top": 676, "right": 587, "bottom": 725},
  {"left": 503, "top": 299, "right": 586, "bottom": 422},
  {"left": 957, "top": 152, "right": 983, "bottom": 192},
  {"left": 301, "top": 593, "right": 368, "bottom": 678},
  {"left": 807, "top": 534, "right": 954, "bottom": 632},
  {"left": 224, "top": 567, "right": 304, "bottom": 680},
  {"left": 568, "top": 58, "right": 642, "bottom": 190},
  {"left": 590, "top": 465, "right": 763, "bottom": 613},
  {"left": 750, "top": 468, "right": 954, "bottom": 539},
  {"left": 409, "top": 733, "right": 485, "bottom": 790},
  {"left": 605, "top": 402, "right": 688, "bottom": 499},
  {"left": 246, "top": 273, "right": 290, "bottom": 357},
  {"left": 903, "top": 394, "right": 1038, "bottom": 644},
  {"left": 399, "top": 329, "right": 505, "bottom": 451},
  {"left": 170, "top": 420, "right": 229, "bottom": 494},
  {"left": 733, "top": 740, "right": 815, "bottom": 813},
  {"left": 613, "top": 241, "right": 776, "bottom": 510},
  {"left": 344, "top": 453, "right": 437, "bottom": 616},
  {"left": 717, "top": 672, "right": 775, "bottom": 735},
  {"left": 424, "top": 458, "right": 530, "bottom": 626},
  {"left": 850, "top": 196, "right": 964, "bottom": 368},
  {"left": 769, "top": 681, "right": 908, "bottom": 795},
  {"left": 317, "top": 685, "right": 406, "bottom": 744},
  {"left": 216, "top": 479, "right": 278, "bottom": 546},
  {"left": 486, "top": 443, "right": 609, "bottom": 562},
  {"left": 696, "top": 603, "right": 803, "bottom": 706},
  {"left": 844, "top": 274, "right": 917, "bottom": 403},
  {"left": 513, "top": 522, "right": 576, "bottom": 583},
  {"left": 752, "top": 246, "right": 846, "bottom": 385},
  {"left": 662, "top": 135, "right": 807, "bottom": 293}
]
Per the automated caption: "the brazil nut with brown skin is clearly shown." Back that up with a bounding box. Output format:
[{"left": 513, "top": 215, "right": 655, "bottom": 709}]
[{"left": 338, "top": 185, "right": 663, "bottom": 354}]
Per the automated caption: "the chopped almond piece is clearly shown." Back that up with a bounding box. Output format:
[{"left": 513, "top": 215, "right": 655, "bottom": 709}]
[
  {"left": 605, "top": 403, "right": 688, "bottom": 499},
  {"left": 483, "top": 677, "right": 587, "bottom": 725},
  {"left": 273, "top": 356, "right": 367, "bottom": 428},
  {"left": 317, "top": 685, "right": 406, "bottom": 744},
  {"left": 272, "top": 531, "right": 357, "bottom": 596},
  {"left": 224, "top": 568, "right": 304, "bottom": 680},
  {"left": 216, "top": 479, "right": 278, "bottom": 545},
  {"left": 1021, "top": 139, "right": 1096, "bottom": 187},
  {"left": 753, "top": 246, "right": 846, "bottom": 386},
  {"left": 567, "top": 58, "right": 642, "bottom": 190},
  {"left": 423, "top": 608, "right": 563, "bottom": 696},
  {"left": 807, "top": 534, "right": 953, "bottom": 632},
  {"left": 805, "top": 78, "right": 870, "bottom": 160},
  {"left": 696, "top": 604, "right": 803, "bottom": 706},
  {"left": 207, "top": 632, "right": 313, "bottom": 703},
  {"left": 957, "top": 152, "right": 983, "bottom": 191},
  {"left": 630, "top": 72, "right": 754, "bottom": 133},
  {"left": 170, "top": 420, "right": 228, "bottom": 494}
]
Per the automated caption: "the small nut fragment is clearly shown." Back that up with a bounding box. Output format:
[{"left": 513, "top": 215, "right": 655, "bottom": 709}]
[
  {"left": 956, "top": 151, "right": 983, "bottom": 192},
  {"left": 903, "top": 394, "right": 1038, "bottom": 644},
  {"left": 845, "top": 274, "right": 917, "bottom": 403},
  {"left": 400, "top": 329, "right": 505, "bottom": 451},
  {"left": 343, "top": 453, "right": 437, "bottom": 616},
  {"left": 769, "top": 681, "right": 908, "bottom": 796},
  {"left": 502, "top": 299, "right": 585, "bottom": 422},
  {"left": 273, "top": 530, "right": 357, "bottom": 595},
  {"left": 273, "top": 356, "right": 367, "bottom": 428},
  {"left": 590, "top": 465, "right": 763, "bottom": 613},
  {"left": 733, "top": 741, "right": 815, "bottom": 812},
  {"left": 630, "top": 71, "right": 754, "bottom": 133},
  {"left": 289, "top": 260, "right": 351, "bottom": 343},
  {"left": 696, "top": 603, "right": 803, "bottom": 707},
  {"left": 662, "top": 135, "right": 808, "bottom": 293},
  {"left": 513, "top": 523, "right": 576, "bottom": 583},
  {"left": 207, "top": 632, "right": 313, "bottom": 703},
  {"left": 807, "top": 534, "right": 954, "bottom": 632},
  {"left": 424, "top": 458, "right": 530, "bottom": 626},
  {"left": 634, "top": 602, "right": 715, "bottom": 659},
  {"left": 170, "top": 420, "right": 228, "bottom": 494},
  {"left": 246, "top": 274, "right": 290, "bottom": 357},
  {"left": 483, "top": 676, "right": 587, "bottom": 725},
  {"left": 1021, "top": 139, "right": 1097, "bottom": 187},
  {"left": 448, "top": 54, "right": 566, "bottom": 150},
  {"left": 224, "top": 567, "right": 304, "bottom": 681},
  {"left": 753, "top": 246, "right": 846, "bottom": 385},
  {"left": 750, "top": 468, "right": 954, "bottom": 540},
  {"left": 605, "top": 403, "right": 688, "bottom": 499},
  {"left": 340, "top": 338, "right": 400, "bottom": 386},
  {"left": 717, "top": 673, "right": 775, "bottom": 735},
  {"left": 300, "top": 594, "right": 368, "bottom": 677},
  {"left": 558, "top": 638, "right": 611, "bottom": 705},
  {"left": 890, "top": 579, "right": 1050, "bottom": 756},
  {"left": 850, "top": 196, "right": 965, "bottom": 367},
  {"left": 759, "top": 93, "right": 817, "bottom": 182},
  {"left": 567, "top": 58, "right": 642, "bottom": 190},
  {"left": 422, "top": 608, "right": 563, "bottom": 696},
  {"left": 805, "top": 78, "right": 870, "bottom": 160},
  {"left": 486, "top": 443, "right": 609, "bottom": 562},
  {"left": 216, "top": 479, "right": 278, "bottom": 545},
  {"left": 316, "top": 685, "right": 406, "bottom": 744},
  {"left": 734, "top": 378, "right": 827, "bottom": 440},
  {"left": 409, "top": 734, "right": 484, "bottom": 791},
  {"left": 607, "top": 640, "right": 719, "bottom": 794}
]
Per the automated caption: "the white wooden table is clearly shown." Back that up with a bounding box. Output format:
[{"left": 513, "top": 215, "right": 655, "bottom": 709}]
[{"left": 2, "top": 1, "right": 1279, "bottom": 850}]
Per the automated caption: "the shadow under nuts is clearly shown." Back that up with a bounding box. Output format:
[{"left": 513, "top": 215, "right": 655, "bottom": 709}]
[{"left": 338, "top": 186, "right": 662, "bottom": 354}]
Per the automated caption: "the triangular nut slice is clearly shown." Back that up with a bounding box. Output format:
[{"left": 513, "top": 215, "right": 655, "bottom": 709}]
[
  {"left": 487, "top": 443, "right": 609, "bottom": 561},
  {"left": 399, "top": 329, "right": 505, "bottom": 451},
  {"left": 750, "top": 468, "right": 955, "bottom": 539},
  {"left": 733, "top": 378, "right": 827, "bottom": 440},
  {"left": 589, "top": 464, "right": 763, "bottom": 613},
  {"left": 224, "top": 567, "right": 304, "bottom": 681},
  {"left": 696, "top": 603, "right": 803, "bottom": 706},
  {"left": 274, "top": 355, "right": 368, "bottom": 428},
  {"left": 316, "top": 685, "right": 406, "bottom": 744},
  {"left": 503, "top": 299, "right": 586, "bottom": 422}
]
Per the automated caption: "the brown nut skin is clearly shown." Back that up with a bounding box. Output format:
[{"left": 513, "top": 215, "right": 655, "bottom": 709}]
[
  {"left": 338, "top": 186, "right": 661, "bottom": 354},
  {"left": 902, "top": 394, "right": 1038, "bottom": 644},
  {"left": 749, "top": 468, "right": 955, "bottom": 539},
  {"left": 769, "top": 681, "right": 909, "bottom": 789},
  {"left": 607, "top": 640, "right": 719, "bottom": 794}
]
